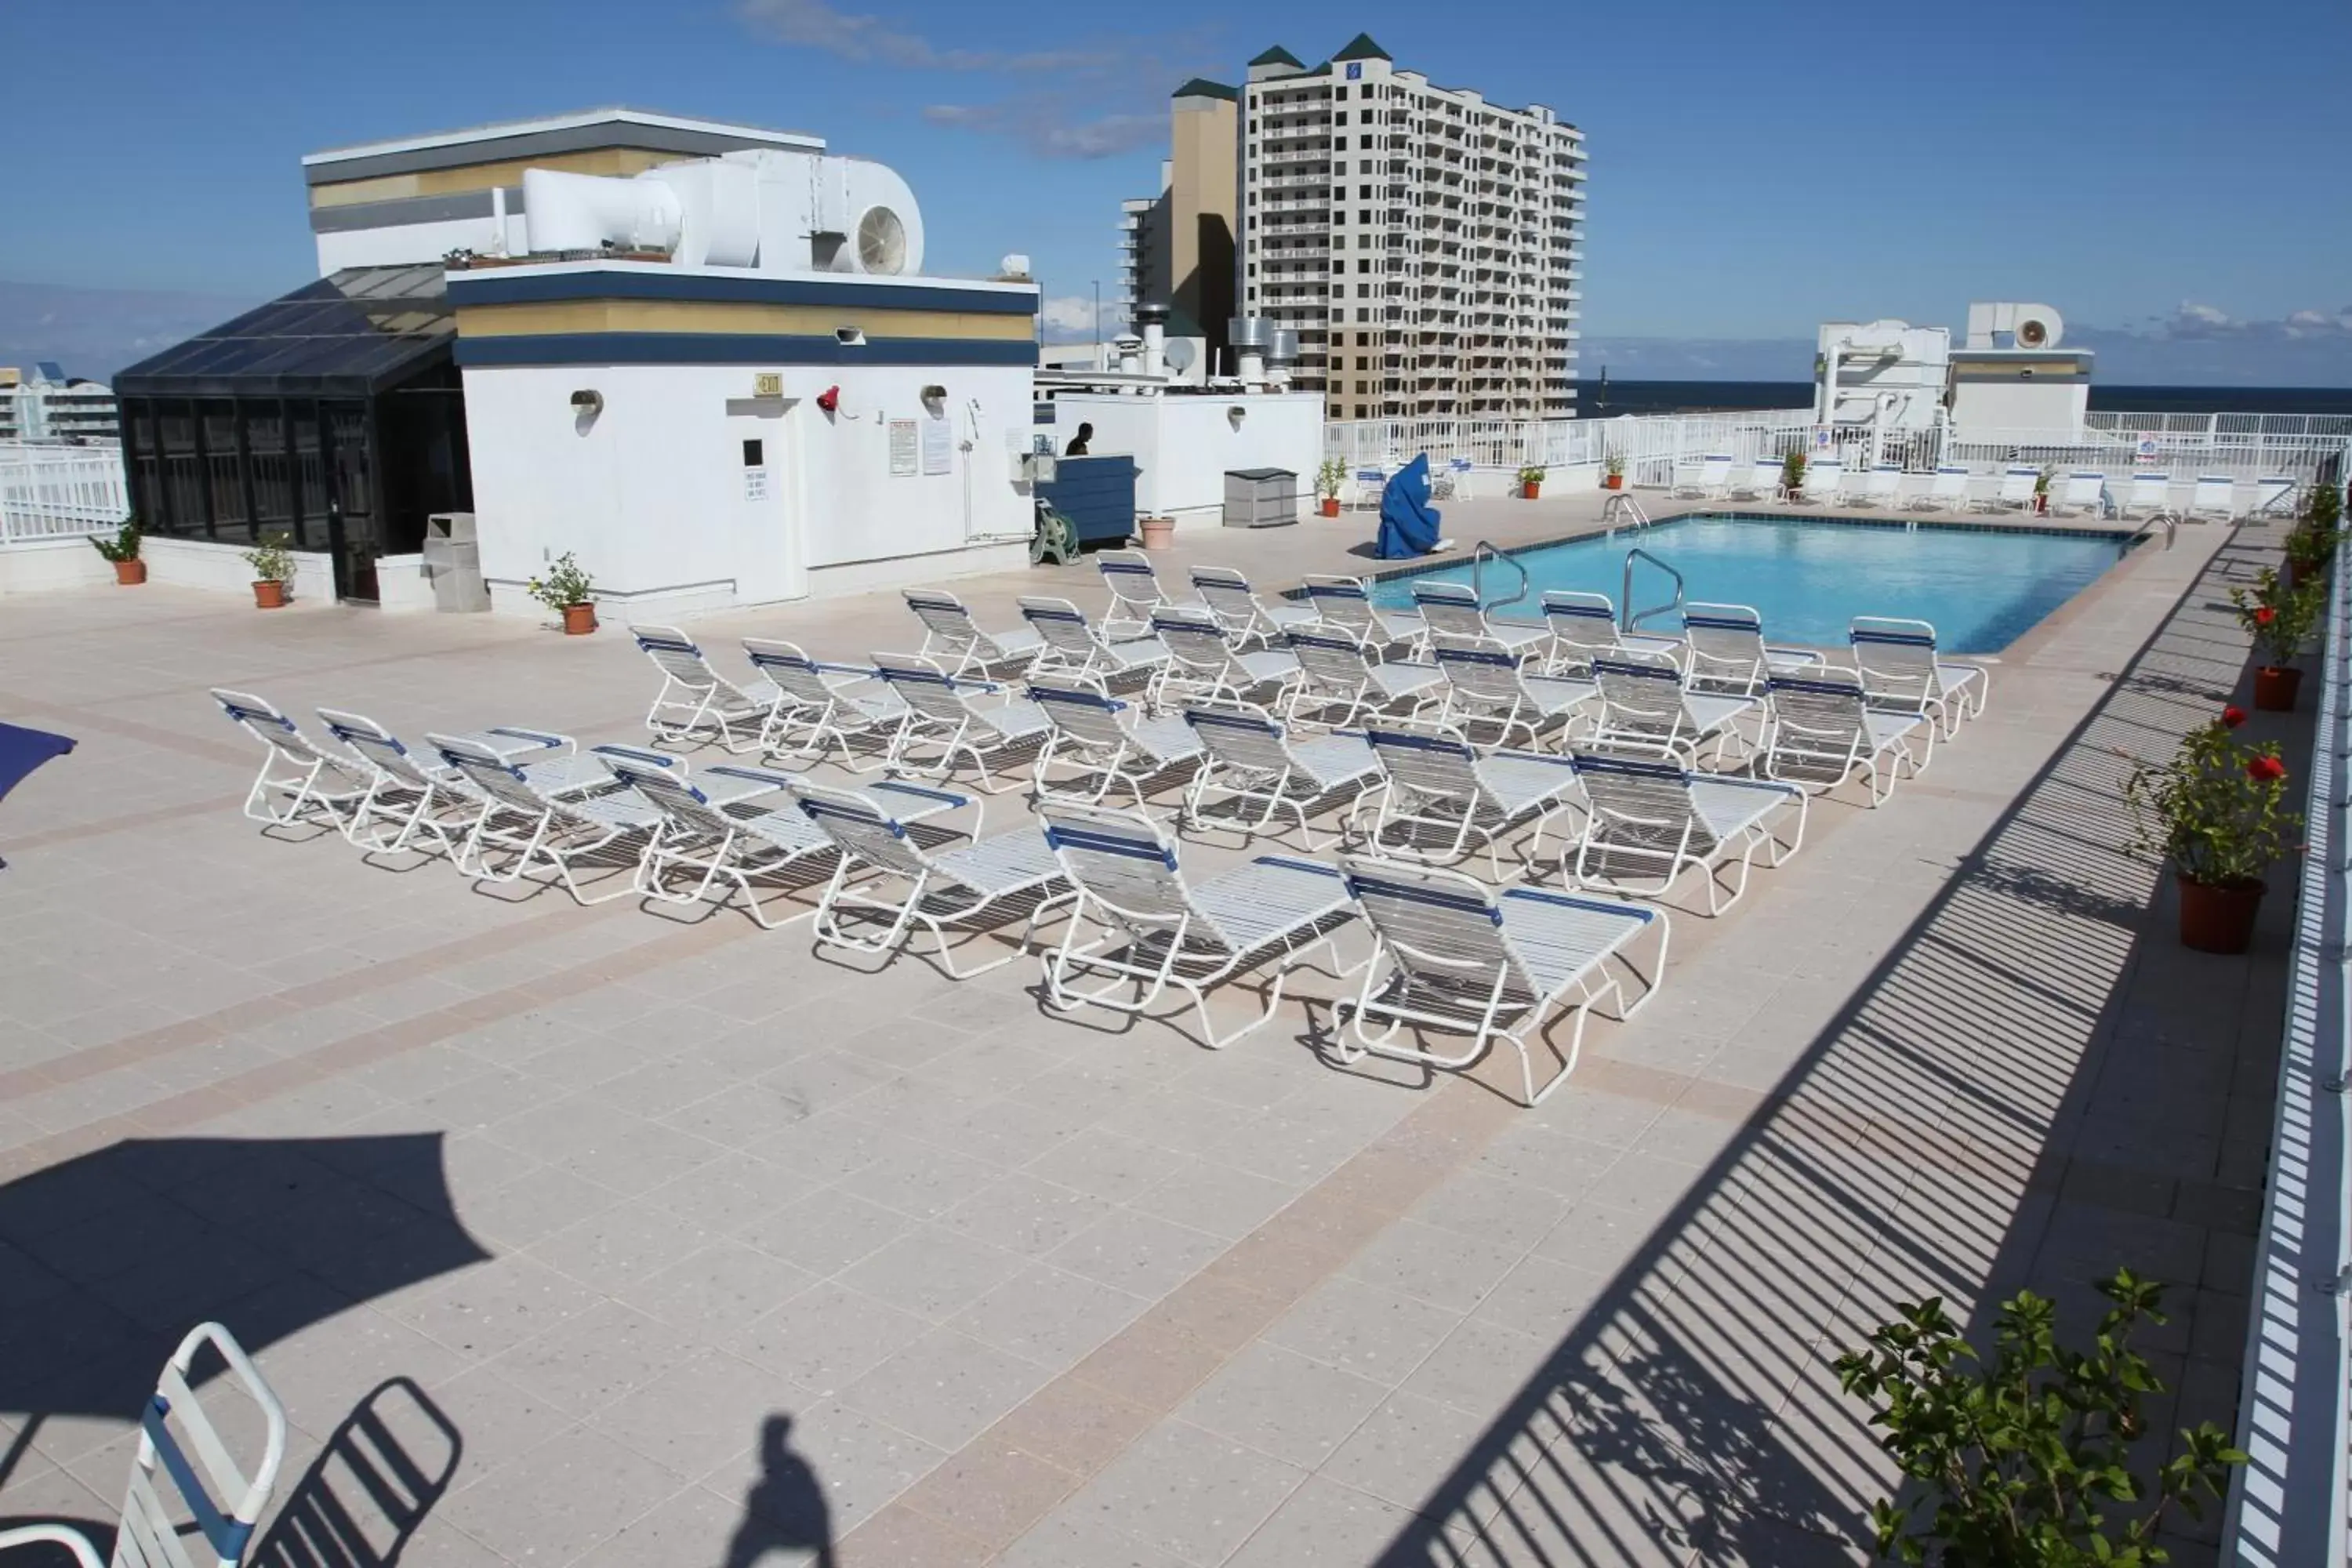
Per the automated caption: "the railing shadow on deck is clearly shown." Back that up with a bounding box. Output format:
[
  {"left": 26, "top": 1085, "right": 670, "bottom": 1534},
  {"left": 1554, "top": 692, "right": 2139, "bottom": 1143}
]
[{"left": 1367, "top": 532, "right": 2278, "bottom": 1565}]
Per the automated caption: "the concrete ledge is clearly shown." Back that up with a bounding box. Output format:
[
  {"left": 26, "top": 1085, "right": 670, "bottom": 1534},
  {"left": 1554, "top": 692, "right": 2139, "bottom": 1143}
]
[{"left": 0, "top": 536, "right": 114, "bottom": 596}]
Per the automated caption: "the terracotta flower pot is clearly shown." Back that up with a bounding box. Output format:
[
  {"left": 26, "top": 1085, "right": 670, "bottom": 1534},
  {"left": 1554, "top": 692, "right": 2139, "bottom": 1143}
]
[
  {"left": 2177, "top": 873, "right": 2264, "bottom": 954},
  {"left": 2253, "top": 665, "right": 2302, "bottom": 712},
  {"left": 1603, "top": 474, "right": 1624, "bottom": 491},
  {"left": 114, "top": 559, "right": 147, "bottom": 586},
  {"left": 1319, "top": 497, "right": 1341, "bottom": 518},
  {"left": 1138, "top": 516, "right": 1177, "bottom": 550},
  {"left": 1521, "top": 482, "right": 1541, "bottom": 500},
  {"left": 252, "top": 580, "right": 286, "bottom": 609},
  {"left": 561, "top": 603, "right": 597, "bottom": 635}
]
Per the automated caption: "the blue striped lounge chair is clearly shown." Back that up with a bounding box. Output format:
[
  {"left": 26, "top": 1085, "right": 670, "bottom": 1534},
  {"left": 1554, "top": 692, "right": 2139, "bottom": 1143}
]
[
  {"left": 629, "top": 625, "right": 782, "bottom": 752},
  {"left": 741, "top": 639, "right": 907, "bottom": 768},
  {"left": 1410, "top": 581, "right": 1548, "bottom": 659},
  {"left": 1856, "top": 463, "right": 1904, "bottom": 508},
  {"left": 1848, "top": 617, "right": 1987, "bottom": 738},
  {"left": 0, "top": 1323, "right": 288, "bottom": 1568},
  {"left": 1332, "top": 855, "right": 1669, "bottom": 1106},
  {"left": 1671, "top": 453, "right": 1733, "bottom": 499},
  {"left": 1359, "top": 723, "right": 1584, "bottom": 879},
  {"left": 2120, "top": 471, "right": 2172, "bottom": 520},
  {"left": 2188, "top": 474, "right": 2236, "bottom": 520},
  {"left": 319, "top": 710, "right": 607, "bottom": 856},
  {"left": 212, "top": 689, "right": 374, "bottom": 833},
  {"left": 902, "top": 590, "right": 1048, "bottom": 679},
  {"left": 1188, "top": 566, "right": 1319, "bottom": 651},
  {"left": 1588, "top": 648, "right": 1757, "bottom": 769},
  {"left": 1027, "top": 681, "right": 1207, "bottom": 811},
  {"left": 1976, "top": 466, "right": 2038, "bottom": 513},
  {"left": 1019, "top": 595, "right": 1172, "bottom": 686},
  {"left": 1283, "top": 630, "right": 1443, "bottom": 731},
  {"left": 1148, "top": 605, "right": 1301, "bottom": 712},
  {"left": 1910, "top": 465, "right": 1971, "bottom": 512},
  {"left": 1764, "top": 669, "right": 1932, "bottom": 805},
  {"left": 1537, "top": 590, "right": 1682, "bottom": 679},
  {"left": 1095, "top": 548, "right": 1174, "bottom": 637},
  {"left": 1566, "top": 750, "right": 1806, "bottom": 915},
  {"left": 1728, "top": 456, "right": 1781, "bottom": 503},
  {"left": 1298, "top": 574, "right": 1425, "bottom": 655},
  {"left": 430, "top": 735, "right": 666, "bottom": 904},
  {"left": 1678, "top": 603, "right": 1824, "bottom": 699},
  {"left": 2052, "top": 470, "right": 2107, "bottom": 517},
  {"left": 872, "top": 652, "right": 1054, "bottom": 793},
  {"left": 787, "top": 780, "right": 1075, "bottom": 978},
  {"left": 1792, "top": 459, "right": 1843, "bottom": 504},
  {"left": 1430, "top": 638, "right": 1597, "bottom": 751},
  {"left": 1037, "top": 800, "right": 1365, "bottom": 1049},
  {"left": 1179, "top": 703, "right": 1382, "bottom": 850}
]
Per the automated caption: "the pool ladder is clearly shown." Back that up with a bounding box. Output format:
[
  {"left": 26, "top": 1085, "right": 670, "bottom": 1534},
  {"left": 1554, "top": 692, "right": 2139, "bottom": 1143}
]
[
  {"left": 1468, "top": 539, "right": 1532, "bottom": 614},
  {"left": 1622, "top": 546, "right": 1686, "bottom": 634},
  {"left": 1603, "top": 492, "right": 1653, "bottom": 532},
  {"left": 2125, "top": 510, "right": 2180, "bottom": 551}
]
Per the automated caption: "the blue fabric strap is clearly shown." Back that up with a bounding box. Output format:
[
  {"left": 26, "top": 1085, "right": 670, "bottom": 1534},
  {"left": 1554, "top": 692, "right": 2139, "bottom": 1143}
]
[
  {"left": 143, "top": 1396, "right": 254, "bottom": 1565},
  {"left": 1345, "top": 873, "right": 1504, "bottom": 924},
  {"left": 1045, "top": 825, "right": 1176, "bottom": 868}
]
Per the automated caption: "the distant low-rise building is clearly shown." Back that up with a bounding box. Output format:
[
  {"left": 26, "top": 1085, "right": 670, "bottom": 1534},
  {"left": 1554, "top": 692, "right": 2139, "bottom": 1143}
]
[{"left": 0, "top": 363, "right": 120, "bottom": 443}]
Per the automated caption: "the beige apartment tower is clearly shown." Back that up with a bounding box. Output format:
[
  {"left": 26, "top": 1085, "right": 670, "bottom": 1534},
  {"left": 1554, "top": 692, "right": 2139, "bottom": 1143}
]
[
  {"left": 1118, "top": 80, "right": 1241, "bottom": 367},
  {"left": 1237, "top": 34, "right": 1584, "bottom": 419}
]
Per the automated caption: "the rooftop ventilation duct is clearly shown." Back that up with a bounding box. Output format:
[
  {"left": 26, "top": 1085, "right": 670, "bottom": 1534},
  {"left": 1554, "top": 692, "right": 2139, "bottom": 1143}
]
[{"left": 1965, "top": 302, "right": 2064, "bottom": 350}]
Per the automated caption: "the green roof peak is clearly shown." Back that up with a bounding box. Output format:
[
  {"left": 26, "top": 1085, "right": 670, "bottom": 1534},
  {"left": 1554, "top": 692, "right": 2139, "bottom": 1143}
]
[
  {"left": 1331, "top": 32, "right": 1391, "bottom": 62},
  {"left": 1171, "top": 78, "right": 1240, "bottom": 101},
  {"left": 1248, "top": 45, "right": 1304, "bottom": 67}
]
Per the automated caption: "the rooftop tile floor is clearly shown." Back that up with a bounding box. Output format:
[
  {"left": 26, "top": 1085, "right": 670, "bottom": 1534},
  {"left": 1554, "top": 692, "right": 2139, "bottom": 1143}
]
[{"left": 0, "top": 505, "right": 2287, "bottom": 1565}]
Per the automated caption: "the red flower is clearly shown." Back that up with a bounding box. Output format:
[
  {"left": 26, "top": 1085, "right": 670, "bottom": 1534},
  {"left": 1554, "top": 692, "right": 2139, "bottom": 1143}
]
[
  {"left": 2221, "top": 705, "right": 2249, "bottom": 728},
  {"left": 2247, "top": 754, "right": 2287, "bottom": 782},
  {"left": 2254, "top": 605, "right": 2278, "bottom": 626}
]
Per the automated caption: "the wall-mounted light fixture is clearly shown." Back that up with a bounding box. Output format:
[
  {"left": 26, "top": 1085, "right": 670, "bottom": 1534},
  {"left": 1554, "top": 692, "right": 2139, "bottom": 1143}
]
[
  {"left": 835, "top": 327, "right": 867, "bottom": 347},
  {"left": 568, "top": 389, "right": 604, "bottom": 414},
  {"left": 1227, "top": 404, "right": 1247, "bottom": 430},
  {"left": 920, "top": 383, "right": 948, "bottom": 415}
]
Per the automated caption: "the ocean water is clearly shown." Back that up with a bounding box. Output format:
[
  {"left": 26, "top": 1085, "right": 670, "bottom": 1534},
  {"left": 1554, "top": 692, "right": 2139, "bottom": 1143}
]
[
  {"left": 1578, "top": 381, "right": 2352, "bottom": 419},
  {"left": 1368, "top": 515, "right": 2129, "bottom": 654}
]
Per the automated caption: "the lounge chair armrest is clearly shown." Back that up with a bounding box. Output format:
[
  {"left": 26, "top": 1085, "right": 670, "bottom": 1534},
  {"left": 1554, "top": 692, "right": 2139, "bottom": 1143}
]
[
  {"left": 0, "top": 1525, "right": 108, "bottom": 1568},
  {"left": 1492, "top": 748, "right": 1579, "bottom": 768},
  {"left": 1763, "top": 644, "right": 1824, "bottom": 662},
  {"left": 1700, "top": 775, "right": 1806, "bottom": 800},
  {"left": 704, "top": 764, "right": 795, "bottom": 804},
  {"left": 485, "top": 726, "right": 573, "bottom": 753},
  {"left": 815, "top": 661, "right": 880, "bottom": 677}
]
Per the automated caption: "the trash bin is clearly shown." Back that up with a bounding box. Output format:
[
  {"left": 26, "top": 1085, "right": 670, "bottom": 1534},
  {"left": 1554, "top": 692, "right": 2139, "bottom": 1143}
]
[
  {"left": 422, "top": 513, "right": 489, "bottom": 612},
  {"left": 1223, "top": 468, "right": 1299, "bottom": 529}
]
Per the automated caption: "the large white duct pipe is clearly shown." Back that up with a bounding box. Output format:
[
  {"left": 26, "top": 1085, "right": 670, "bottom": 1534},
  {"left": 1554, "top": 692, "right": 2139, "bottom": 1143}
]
[{"left": 521, "top": 168, "right": 682, "bottom": 254}]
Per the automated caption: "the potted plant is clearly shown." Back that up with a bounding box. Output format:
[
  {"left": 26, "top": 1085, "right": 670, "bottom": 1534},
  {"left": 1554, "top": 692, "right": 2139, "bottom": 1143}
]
[
  {"left": 1316, "top": 459, "right": 1346, "bottom": 518},
  {"left": 2283, "top": 481, "right": 2343, "bottom": 586},
  {"left": 242, "top": 532, "right": 295, "bottom": 608},
  {"left": 1779, "top": 448, "right": 1806, "bottom": 501},
  {"left": 1517, "top": 464, "right": 1546, "bottom": 500},
  {"left": 2032, "top": 463, "right": 2055, "bottom": 515},
  {"left": 1602, "top": 452, "right": 1625, "bottom": 491},
  {"left": 2123, "top": 708, "right": 2299, "bottom": 952},
  {"left": 2230, "top": 566, "right": 2323, "bottom": 710},
  {"left": 528, "top": 553, "right": 597, "bottom": 634},
  {"left": 89, "top": 518, "right": 144, "bottom": 585},
  {"left": 1838, "top": 1268, "right": 2246, "bottom": 1564},
  {"left": 1138, "top": 515, "right": 1177, "bottom": 550}
]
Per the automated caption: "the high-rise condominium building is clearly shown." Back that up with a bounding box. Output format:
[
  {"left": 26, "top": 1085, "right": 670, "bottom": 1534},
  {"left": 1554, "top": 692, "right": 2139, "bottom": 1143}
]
[
  {"left": 1238, "top": 34, "right": 1584, "bottom": 419},
  {"left": 0, "top": 364, "right": 120, "bottom": 443},
  {"left": 1117, "top": 80, "right": 1240, "bottom": 367}
]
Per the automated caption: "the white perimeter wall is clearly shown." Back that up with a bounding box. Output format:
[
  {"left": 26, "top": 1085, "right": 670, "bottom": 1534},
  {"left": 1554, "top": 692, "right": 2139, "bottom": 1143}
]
[
  {"left": 1047, "top": 393, "right": 1324, "bottom": 528},
  {"left": 0, "top": 535, "right": 334, "bottom": 600},
  {"left": 461, "top": 359, "right": 1036, "bottom": 617}
]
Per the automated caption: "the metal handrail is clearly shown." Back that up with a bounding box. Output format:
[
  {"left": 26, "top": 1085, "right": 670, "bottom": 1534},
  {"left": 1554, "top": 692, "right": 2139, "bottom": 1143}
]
[
  {"left": 2124, "top": 510, "right": 2179, "bottom": 551},
  {"left": 1602, "top": 492, "right": 1651, "bottom": 531},
  {"left": 1622, "top": 546, "right": 1684, "bottom": 633},
  {"left": 1468, "top": 539, "right": 1531, "bottom": 613}
]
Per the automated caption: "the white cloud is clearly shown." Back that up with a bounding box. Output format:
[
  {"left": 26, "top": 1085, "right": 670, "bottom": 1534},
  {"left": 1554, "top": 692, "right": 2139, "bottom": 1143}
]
[
  {"left": 2176, "top": 300, "right": 2235, "bottom": 327},
  {"left": 735, "top": 0, "right": 1111, "bottom": 71},
  {"left": 922, "top": 101, "right": 1163, "bottom": 159},
  {"left": 1037, "top": 294, "right": 1127, "bottom": 343}
]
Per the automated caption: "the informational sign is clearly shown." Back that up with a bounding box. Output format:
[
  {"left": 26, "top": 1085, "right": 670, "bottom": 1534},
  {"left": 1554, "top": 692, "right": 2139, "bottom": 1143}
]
[
  {"left": 920, "top": 415, "right": 953, "bottom": 477},
  {"left": 743, "top": 466, "right": 769, "bottom": 501},
  {"left": 753, "top": 372, "right": 782, "bottom": 398},
  {"left": 888, "top": 419, "right": 918, "bottom": 477},
  {"left": 1812, "top": 426, "right": 1835, "bottom": 452},
  {"left": 2135, "top": 434, "right": 2160, "bottom": 466}
]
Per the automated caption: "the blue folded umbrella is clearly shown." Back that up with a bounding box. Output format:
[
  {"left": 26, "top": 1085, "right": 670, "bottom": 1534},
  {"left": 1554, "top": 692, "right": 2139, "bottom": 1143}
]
[
  {"left": 0, "top": 721, "right": 74, "bottom": 866},
  {"left": 1375, "top": 453, "right": 1443, "bottom": 560}
]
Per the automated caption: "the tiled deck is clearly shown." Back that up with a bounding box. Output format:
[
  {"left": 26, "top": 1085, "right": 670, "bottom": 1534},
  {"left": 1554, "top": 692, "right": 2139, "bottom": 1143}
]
[{"left": 0, "top": 505, "right": 2290, "bottom": 1566}]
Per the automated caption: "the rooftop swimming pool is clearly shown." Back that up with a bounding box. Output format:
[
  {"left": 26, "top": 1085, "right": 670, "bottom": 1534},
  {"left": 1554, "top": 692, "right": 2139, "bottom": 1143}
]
[{"left": 1367, "top": 515, "right": 2132, "bottom": 653}]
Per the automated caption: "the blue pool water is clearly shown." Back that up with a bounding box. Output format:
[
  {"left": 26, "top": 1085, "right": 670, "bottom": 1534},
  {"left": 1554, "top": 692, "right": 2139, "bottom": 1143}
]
[{"left": 1368, "top": 516, "right": 2129, "bottom": 653}]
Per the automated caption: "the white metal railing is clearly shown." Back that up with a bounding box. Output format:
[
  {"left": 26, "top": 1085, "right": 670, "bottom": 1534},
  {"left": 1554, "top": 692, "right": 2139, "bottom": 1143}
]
[
  {"left": 0, "top": 441, "right": 129, "bottom": 544},
  {"left": 2223, "top": 517, "right": 2352, "bottom": 1566}
]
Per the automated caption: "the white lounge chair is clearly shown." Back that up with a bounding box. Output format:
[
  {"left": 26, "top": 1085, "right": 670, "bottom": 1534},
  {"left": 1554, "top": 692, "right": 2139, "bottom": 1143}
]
[
  {"left": 872, "top": 652, "right": 1053, "bottom": 793},
  {"left": 1588, "top": 649, "right": 1757, "bottom": 768},
  {"left": 1764, "top": 668, "right": 1931, "bottom": 805},
  {"left": 1029, "top": 681, "right": 1206, "bottom": 810},
  {"left": 1189, "top": 565, "right": 1319, "bottom": 650},
  {"left": 1348, "top": 466, "right": 1388, "bottom": 511},
  {"left": 1910, "top": 466, "right": 1971, "bottom": 512},
  {"left": 612, "top": 757, "right": 964, "bottom": 927},
  {"left": 2188, "top": 474, "right": 2237, "bottom": 521},
  {"left": 1020, "top": 595, "right": 1172, "bottom": 686},
  {"left": 1283, "top": 630, "right": 1445, "bottom": 731},
  {"left": 430, "top": 736, "right": 666, "bottom": 904},
  {"left": 212, "top": 689, "right": 373, "bottom": 833},
  {"left": 1671, "top": 453, "right": 1732, "bottom": 499},
  {"left": 2052, "top": 471, "right": 2107, "bottom": 517},
  {"left": 1038, "top": 801, "right": 1363, "bottom": 1049},
  {"left": 1856, "top": 464, "right": 1904, "bottom": 509},
  {"left": 1148, "top": 604, "right": 1300, "bottom": 712},
  {"left": 1096, "top": 548, "right": 1174, "bottom": 637},
  {"left": 1849, "top": 616, "right": 1987, "bottom": 737},
  {"left": 1430, "top": 638, "right": 1597, "bottom": 751},
  {"left": 1728, "top": 456, "right": 1781, "bottom": 503},
  {"left": 1537, "top": 590, "right": 1682, "bottom": 678},
  {"left": 0, "top": 1322, "right": 287, "bottom": 1568},
  {"left": 1678, "top": 603, "right": 1824, "bottom": 698},
  {"left": 1566, "top": 750, "right": 1806, "bottom": 915},
  {"left": 1298, "top": 574, "right": 1425, "bottom": 654},
  {"left": 1444, "top": 455, "right": 1477, "bottom": 501},
  {"left": 1178, "top": 704, "right": 1382, "bottom": 850},
  {"left": 741, "top": 639, "right": 907, "bottom": 768},
  {"left": 1410, "top": 581, "right": 1548, "bottom": 659},
  {"left": 2120, "top": 471, "right": 2174, "bottom": 519},
  {"left": 319, "top": 710, "right": 605, "bottom": 857},
  {"left": 1358, "top": 722, "right": 1584, "bottom": 877},
  {"left": 1793, "top": 459, "right": 1843, "bottom": 504},
  {"left": 902, "top": 590, "right": 1048, "bottom": 679},
  {"left": 630, "top": 625, "right": 779, "bottom": 751},
  {"left": 1977, "top": 466, "right": 2039, "bottom": 513},
  {"left": 789, "top": 780, "right": 1074, "bottom": 977},
  {"left": 2252, "top": 475, "right": 2298, "bottom": 517},
  {"left": 1331, "top": 857, "right": 1668, "bottom": 1107}
]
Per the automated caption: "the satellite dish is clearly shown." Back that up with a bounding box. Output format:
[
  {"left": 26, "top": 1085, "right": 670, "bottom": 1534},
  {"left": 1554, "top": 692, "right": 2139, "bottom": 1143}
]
[
  {"left": 1163, "top": 338, "right": 1198, "bottom": 374},
  {"left": 856, "top": 206, "right": 908, "bottom": 274}
]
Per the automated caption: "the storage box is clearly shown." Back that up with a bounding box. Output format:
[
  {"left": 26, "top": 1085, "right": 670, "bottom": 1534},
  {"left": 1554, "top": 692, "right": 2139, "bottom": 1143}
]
[{"left": 1222, "top": 467, "right": 1299, "bottom": 529}]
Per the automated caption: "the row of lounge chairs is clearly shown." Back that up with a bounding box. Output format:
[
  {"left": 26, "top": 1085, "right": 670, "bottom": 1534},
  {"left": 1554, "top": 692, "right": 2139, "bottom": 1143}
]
[{"left": 1668, "top": 455, "right": 2293, "bottom": 520}]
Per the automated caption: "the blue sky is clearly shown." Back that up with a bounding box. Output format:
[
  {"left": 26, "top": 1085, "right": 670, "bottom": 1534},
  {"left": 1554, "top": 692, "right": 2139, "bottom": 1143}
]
[{"left": 6, "top": 0, "right": 2351, "bottom": 379}]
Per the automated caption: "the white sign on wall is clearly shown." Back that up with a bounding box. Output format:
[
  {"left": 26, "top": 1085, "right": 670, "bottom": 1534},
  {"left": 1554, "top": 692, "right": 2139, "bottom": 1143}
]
[
  {"left": 2136, "top": 435, "right": 2160, "bottom": 466},
  {"left": 888, "top": 420, "right": 918, "bottom": 477},
  {"left": 743, "top": 466, "right": 769, "bottom": 501},
  {"left": 921, "top": 416, "right": 953, "bottom": 477}
]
